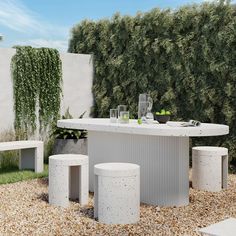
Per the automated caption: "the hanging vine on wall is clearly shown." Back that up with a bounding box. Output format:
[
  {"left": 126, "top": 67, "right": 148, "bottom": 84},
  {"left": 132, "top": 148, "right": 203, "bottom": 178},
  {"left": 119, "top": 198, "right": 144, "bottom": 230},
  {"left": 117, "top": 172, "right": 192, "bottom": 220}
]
[
  {"left": 37, "top": 48, "right": 62, "bottom": 131},
  {"left": 11, "top": 46, "right": 62, "bottom": 137}
]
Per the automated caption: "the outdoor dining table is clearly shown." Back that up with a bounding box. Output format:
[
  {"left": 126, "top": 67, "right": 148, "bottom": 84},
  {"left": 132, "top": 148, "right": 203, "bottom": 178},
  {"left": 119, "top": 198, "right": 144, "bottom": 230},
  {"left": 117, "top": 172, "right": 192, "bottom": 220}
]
[{"left": 57, "top": 118, "right": 229, "bottom": 207}]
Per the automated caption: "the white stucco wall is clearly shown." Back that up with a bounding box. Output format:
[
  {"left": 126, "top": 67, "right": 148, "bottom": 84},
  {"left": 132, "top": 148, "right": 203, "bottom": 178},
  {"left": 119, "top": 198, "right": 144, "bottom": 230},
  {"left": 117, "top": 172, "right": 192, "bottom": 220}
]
[
  {"left": 0, "top": 48, "right": 93, "bottom": 132},
  {"left": 0, "top": 48, "right": 15, "bottom": 131},
  {"left": 60, "top": 52, "right": 93, "bottom": 118}
]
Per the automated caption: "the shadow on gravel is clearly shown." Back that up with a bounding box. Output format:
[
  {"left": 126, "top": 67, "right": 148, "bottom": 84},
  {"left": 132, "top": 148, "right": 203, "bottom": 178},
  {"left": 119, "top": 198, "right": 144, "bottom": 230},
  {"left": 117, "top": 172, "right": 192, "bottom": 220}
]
[
  {"left": 37, "top": 177, "right": 48, "bottom": 186},
  {"left": 37, "top": 187, "right": 95, "bottom": 220},
  {"left": 37, "top": 192, "right": 49, "bottom": 203},
  {"left": 76, "top": 206, "right": 94, "bottom": 219}
]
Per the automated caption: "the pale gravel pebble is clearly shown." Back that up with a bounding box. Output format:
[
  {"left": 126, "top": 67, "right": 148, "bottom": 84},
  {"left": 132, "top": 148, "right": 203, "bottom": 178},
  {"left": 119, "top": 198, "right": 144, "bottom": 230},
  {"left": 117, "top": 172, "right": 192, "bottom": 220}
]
[{"left": 0, "top": 174, "right": 235, "bottom": 235}]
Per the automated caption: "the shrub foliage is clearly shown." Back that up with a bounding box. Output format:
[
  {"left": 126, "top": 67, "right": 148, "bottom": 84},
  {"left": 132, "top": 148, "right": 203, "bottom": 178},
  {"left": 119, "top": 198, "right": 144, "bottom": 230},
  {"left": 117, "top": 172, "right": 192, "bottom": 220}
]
[
  {"left": 11, "top": 46, "right": 62, "bottom": 137},
  {"left": 68, "top": 1, "right": 236, "bottom": 162}
]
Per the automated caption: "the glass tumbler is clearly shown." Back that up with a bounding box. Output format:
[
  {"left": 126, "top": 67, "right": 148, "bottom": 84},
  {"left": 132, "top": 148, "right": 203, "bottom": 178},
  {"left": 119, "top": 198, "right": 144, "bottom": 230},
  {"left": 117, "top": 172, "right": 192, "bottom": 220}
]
[
  {"left": 110, "top": 109, "right": 118, "bottom": 123},
  {"left": 120, "top": 111, "right": 129, "bottom": 124},
  {"left": 117, "top": 105, "right": 127, "bottom": 121}
]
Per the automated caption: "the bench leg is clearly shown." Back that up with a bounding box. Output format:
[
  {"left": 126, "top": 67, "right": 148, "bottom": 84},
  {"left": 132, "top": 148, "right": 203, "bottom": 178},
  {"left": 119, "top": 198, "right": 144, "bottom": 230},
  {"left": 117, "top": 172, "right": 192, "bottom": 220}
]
[
  {"left": 35, "top": 143, "right": 44, "bottom": 173},
  {"left": 20, "top": 144, "right": 44, "bottom": 173}
]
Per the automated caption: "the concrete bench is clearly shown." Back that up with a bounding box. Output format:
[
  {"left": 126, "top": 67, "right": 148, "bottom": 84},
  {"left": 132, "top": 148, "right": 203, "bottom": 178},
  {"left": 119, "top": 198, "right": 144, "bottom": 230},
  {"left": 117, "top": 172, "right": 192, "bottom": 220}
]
[{"left": 0, "top": 141, "right": 44, "bottom": 173}]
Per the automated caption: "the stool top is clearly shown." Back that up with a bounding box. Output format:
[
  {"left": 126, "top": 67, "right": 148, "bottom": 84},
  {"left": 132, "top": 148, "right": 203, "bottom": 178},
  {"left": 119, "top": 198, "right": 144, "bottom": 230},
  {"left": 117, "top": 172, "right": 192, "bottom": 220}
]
[
  {"left": 94, "top": 162, "right": 140, "bottom": 177},
  {"left": 193, "top": 146, "right": 228, "bottom": 156},
  {"left": 199, "top": 218, "right": 236, "bottom": 236},
  {"left": 49, "top": 154, "right": 88, "bottom": 166}
]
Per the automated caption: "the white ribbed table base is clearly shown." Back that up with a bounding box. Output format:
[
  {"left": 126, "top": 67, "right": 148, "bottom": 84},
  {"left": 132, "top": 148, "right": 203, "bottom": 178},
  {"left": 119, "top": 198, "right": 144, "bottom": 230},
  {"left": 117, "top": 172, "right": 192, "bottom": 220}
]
[{"left": 88, "top": 131, "right": 189, "bottom": 206}]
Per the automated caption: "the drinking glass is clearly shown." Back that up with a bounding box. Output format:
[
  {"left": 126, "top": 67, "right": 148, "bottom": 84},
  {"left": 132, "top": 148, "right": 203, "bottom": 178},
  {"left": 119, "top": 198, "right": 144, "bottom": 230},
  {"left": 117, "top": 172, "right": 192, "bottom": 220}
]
[
  {"left": 117, "top": 105, "right": 127, "bottom": 121},
  {"left": 120, "top": 111, "right": 129, "bottom": 124},
  {"left": 146, "top": 96, "right": 154, "bottom": 123},
  {"left": 138, "top": 93, "right": 148, "bottom": 119},
  {"left": 110, "top": 109, "right": 118, "bottom": 123}
]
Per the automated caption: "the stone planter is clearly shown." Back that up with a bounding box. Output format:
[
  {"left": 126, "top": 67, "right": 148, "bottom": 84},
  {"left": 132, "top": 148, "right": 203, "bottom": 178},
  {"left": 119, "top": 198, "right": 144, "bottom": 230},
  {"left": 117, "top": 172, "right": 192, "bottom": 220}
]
[{"left": 53, "top": 138, "right": 87, "bottom": 155}]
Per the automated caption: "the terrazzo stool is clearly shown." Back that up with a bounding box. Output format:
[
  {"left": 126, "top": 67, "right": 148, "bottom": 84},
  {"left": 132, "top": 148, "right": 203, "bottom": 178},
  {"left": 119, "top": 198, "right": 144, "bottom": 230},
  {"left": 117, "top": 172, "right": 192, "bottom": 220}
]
[
  {"left": 49, "top": 154, "right": 88, "bottom": 208},
  {"left": 192, "top": 146, "right": 228, "bottom": 192},
  {"left": 199, "top": 218, "right": 236, "bottom": 236},
  {"left": 94, "top": 162, "right": 140, "bottom": 224}
]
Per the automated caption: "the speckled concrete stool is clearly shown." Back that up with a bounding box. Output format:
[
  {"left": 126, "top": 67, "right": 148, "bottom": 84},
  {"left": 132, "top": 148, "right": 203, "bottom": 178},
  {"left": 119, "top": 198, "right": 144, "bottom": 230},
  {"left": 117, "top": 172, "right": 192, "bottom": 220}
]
[
  {"left": 49, "top": 154, "right": 88, "bottom": 207},
  {"left": 94, "top": 162, "right": 140, "bottom": 224},
  {"left": 192, "top": 146, "right": 228, "bottom": 192},
  {"left": 199, "top": 217, "right": 236, "bottom": 236}
]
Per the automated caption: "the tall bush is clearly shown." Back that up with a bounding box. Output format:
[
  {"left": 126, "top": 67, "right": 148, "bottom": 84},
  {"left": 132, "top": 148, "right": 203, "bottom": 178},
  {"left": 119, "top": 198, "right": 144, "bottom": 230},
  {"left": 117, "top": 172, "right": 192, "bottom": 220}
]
[{"left": 69, "top": 1, "right": 236, "bottom": 162}]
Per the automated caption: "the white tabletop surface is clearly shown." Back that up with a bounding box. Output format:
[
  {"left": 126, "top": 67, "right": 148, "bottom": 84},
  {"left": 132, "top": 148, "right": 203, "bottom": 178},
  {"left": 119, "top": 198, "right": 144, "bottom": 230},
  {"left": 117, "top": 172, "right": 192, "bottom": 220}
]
[{"left": 57, "top": 118, "right": 229, "bottom": 137}]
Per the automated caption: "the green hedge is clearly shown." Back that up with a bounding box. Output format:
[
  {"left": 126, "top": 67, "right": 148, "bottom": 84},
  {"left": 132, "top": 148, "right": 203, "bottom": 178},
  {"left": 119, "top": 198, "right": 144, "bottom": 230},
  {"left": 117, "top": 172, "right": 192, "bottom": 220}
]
[{"left": 68, "top": 1, "right": 236, "bottom": 163}]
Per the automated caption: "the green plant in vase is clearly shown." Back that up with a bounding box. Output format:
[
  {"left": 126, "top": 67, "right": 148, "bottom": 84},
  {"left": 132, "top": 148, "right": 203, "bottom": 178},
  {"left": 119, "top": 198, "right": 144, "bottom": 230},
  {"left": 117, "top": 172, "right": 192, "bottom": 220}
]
[
  {"left": 51, "top": 108, "right": 87, "bottom": 140},
  {"left": 51, "top": 108, "right": 87, "bottom": 155}
]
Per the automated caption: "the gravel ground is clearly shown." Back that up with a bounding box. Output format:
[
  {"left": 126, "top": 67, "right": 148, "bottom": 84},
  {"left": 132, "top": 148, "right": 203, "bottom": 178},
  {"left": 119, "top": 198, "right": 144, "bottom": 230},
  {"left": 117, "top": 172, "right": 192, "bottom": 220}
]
[{"left": 0, "top": 174, "right": 236, "bottom": 236}]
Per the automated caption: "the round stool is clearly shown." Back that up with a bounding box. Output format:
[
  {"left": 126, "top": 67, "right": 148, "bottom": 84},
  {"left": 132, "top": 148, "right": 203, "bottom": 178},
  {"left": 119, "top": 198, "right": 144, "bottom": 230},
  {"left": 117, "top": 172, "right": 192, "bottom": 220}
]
[
  {"left": 49, "top": 154, "right": 88, "bottom": 207},
  {"left": 94, "top": 162, "right": 140, "bottom": 224},
  {"left": 192, "top": 146, "right": 228, "bottom": 192}
]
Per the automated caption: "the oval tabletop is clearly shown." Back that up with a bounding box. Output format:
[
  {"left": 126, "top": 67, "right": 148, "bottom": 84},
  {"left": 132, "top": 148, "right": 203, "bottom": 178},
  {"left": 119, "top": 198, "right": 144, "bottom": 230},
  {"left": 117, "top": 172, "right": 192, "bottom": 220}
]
[{"left": 57, "top": 118, "right": 229, "bottom": 137}]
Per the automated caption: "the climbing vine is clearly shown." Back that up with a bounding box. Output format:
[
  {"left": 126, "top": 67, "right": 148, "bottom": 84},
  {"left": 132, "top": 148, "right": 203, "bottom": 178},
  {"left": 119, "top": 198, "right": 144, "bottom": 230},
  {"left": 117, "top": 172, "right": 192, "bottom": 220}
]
[
  {"left": 37, "top": 48, "right": 62, "bottom": 131},
  {"left": 11, "top": 46, "right": 62, "bottom": 137}
]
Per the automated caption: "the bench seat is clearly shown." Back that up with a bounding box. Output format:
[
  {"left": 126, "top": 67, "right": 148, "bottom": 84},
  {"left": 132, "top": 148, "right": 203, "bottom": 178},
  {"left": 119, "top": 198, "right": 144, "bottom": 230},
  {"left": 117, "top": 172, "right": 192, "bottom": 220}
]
[{"left": 0, "top": 141, "right": 44, "bottom": 173}]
